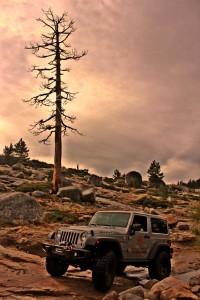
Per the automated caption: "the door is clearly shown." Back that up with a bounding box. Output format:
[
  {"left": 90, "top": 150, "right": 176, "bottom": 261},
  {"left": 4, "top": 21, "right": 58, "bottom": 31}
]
[{"left": 127, "top": 214, "right": 151, "bottom": 259}]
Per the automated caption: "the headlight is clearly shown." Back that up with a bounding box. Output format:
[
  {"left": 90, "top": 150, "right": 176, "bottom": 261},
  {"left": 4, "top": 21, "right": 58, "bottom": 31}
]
[
  {"left": 55, "top": 230, "right": 62, "bottom": 240},
  {"left": 80, "top": 231, "right": 88, "bottom": 242}
]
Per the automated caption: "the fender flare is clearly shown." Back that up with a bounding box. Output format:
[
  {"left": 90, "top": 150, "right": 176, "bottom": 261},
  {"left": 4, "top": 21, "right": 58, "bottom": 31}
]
[
  {"left": 86, "top": 236, "right": 123, "bottom": 258},
  {"left": 147, "top": 243, "right": 172, "bottom": 260}
]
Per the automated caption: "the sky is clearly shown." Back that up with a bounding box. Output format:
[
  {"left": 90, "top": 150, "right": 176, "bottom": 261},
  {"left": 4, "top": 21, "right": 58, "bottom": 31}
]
[{"left": 1, "top": 0, "right": 200, "bottom": 183}]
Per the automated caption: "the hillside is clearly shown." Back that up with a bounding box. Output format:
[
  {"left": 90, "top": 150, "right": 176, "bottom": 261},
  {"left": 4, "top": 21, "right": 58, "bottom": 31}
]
[{"left": 0, "top": 163, "right": 200, "bottom": 299}]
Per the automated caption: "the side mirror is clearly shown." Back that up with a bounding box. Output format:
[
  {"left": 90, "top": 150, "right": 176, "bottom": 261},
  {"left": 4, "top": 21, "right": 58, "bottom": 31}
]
[{"left": 130, "top": 223, "right": 142, "bottom": 235}]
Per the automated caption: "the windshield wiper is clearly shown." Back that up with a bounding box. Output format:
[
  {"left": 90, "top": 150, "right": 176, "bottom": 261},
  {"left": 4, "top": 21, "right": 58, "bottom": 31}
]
[{"left": 89, "top": 223, "right": 98, "bottom": 227}]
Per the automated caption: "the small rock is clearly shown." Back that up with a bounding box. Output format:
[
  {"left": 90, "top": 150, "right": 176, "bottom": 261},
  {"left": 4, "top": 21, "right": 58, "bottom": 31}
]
[
  {"left": 87, "top": 174, "right": 102, "bottom": 186},
  {"left": 119, "top": 292, "right": 142, "bottom": 300},
  {"left": 12, "top": 163, "right": 24, "bottom": 170},
  {"left": 32, "top": 190, "right": 46, "bottom": 198},
  {"left": 0, "top": 183, "right": 7, "bottom": 191},
  {"left": 178, "top": 223, "right": 190, "bottom": 231},
  {"left": 119, "top": 286, "right": 144, "bottom": 299},
  {"left": 140, "top": 279, "right": 158, "bottom": 290},
  {"left": 102, "top": 291, "right": 119, "bottom": 300},
  {"left": 191, "top": 285, "right": 200, "bottom": 293}
]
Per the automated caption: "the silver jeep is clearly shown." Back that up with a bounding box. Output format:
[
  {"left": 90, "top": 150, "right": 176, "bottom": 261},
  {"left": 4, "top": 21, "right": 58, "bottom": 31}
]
[{"left": 43, "top": 210, "right": 173, "bottom": 292}]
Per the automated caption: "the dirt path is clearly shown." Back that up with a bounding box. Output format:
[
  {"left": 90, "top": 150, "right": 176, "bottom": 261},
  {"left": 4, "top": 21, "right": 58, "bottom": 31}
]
[
  {"left": 0, "top": 243, "right": 200, "bottom": 300},
  {"left": 0, "top": 245, "right": 134, "bottom": 300}
]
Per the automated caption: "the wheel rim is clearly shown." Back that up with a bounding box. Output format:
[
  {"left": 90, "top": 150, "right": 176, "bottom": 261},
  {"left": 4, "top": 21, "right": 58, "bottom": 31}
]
[{"left": 160, "top": 259, "right": 170, "bottom": 276}]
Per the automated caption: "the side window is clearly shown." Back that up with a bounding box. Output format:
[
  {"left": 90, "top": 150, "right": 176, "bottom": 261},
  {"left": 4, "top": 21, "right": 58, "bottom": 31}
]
[
  {"left": 151, "top": 218, "right": 168, "bottom": 234},
  {"left": 132, "top": 215, "right": 147, "bottom": 232}
]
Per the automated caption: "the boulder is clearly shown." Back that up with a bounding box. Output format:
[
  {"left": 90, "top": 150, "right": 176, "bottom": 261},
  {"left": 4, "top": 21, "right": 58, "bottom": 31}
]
[
  {"left": 125, "top": 171, "right": 142, "bottom": 188},
  {"left": 81, "top": 188, "right": 96, "bottom": 203},
  {"left": 160, "top": 286, "right": 198, "bottom": 300},
  {"left": 12, "top": 163, "right": 24, "bottom": 171},
  {"left": 57, "top": 186, "right": 82, "bottom": 202},
  {"left": 60, "top": 175, "right": 72, "bottom": 187},
  {"left": 0, "top": 192, "right": 44, "bottom": 224},
  {"left": 87, "top": 174, "right": 102, "bottom": 186},
  {"left": 148, "top": 277, "right": 194, "bottom": 300}
]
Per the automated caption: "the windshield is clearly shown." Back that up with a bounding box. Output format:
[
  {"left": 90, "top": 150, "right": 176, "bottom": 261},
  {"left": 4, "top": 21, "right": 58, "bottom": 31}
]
[{"left": 89, "top": 211, "right": 131, "bottom": 228}]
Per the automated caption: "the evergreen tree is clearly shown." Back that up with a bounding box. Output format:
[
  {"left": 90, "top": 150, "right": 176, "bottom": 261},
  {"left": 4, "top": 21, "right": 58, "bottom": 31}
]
[
  {"left": 113, "top": 169, "right": 121, "bottom": 179},
  {"left": 14, "top": 138, "right": 29, "bottom": 161},
  {"left": 147, "top": 160, "right": 164, "bottom": 187},
  {"left": 3, "top": 143, "right": 14, "bottom": 157}
]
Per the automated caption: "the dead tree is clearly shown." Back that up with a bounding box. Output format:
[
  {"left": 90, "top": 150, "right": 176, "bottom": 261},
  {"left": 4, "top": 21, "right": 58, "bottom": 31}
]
[{"left": 24, "top": 8, "right": 87, "bottom": 193}]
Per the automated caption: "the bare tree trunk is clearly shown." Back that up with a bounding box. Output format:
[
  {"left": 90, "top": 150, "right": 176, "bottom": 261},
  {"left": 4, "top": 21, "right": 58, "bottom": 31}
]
[
  {"left": 52, "top": 27, "right": 62, "bottom": 193},
  {"left": 24, "top": 9, "right": 87, "bottom": 195}
]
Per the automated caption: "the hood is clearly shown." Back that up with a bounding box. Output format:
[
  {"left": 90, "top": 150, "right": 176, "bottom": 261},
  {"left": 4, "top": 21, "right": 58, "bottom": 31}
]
[{"left": 59, "top": 225, "right": 126, "bottom": 235}]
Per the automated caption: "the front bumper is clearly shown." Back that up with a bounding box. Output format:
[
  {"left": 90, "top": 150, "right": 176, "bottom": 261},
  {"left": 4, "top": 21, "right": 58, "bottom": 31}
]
[{"left": 43, "top": 243, "right": 91, "bottom": 262}]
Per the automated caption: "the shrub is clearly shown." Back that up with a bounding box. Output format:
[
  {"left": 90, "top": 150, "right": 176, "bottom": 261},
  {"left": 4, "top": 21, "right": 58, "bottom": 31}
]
[
  {"left": 134, "top": 196, "right": 172, "bottom": 208},
  {"left": 16, "top": 182, "right": 52, "bottom": 193},
  {"left": 45, "top": 210, "right": 78, "bottom": 224},
  {"left": 158, "top": 186, "right": 169, "bottom": 200},
  {"left": 189, "top": 201, "right": 200, "bottom": 224}
]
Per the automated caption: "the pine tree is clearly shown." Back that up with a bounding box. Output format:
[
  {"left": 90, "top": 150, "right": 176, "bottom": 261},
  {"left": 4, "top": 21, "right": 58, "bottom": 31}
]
[
  {"left": 147, "top": 160, "right": 164, "bottom": 187},
  {"left": 14, "top": 138, "right": 29, "bottom": 161},
  {"left": 113, "top": 169, "right": 121, "bottom": 179},
  {"left": 3, "top": 143, "right": 14, "bottom": 157}
]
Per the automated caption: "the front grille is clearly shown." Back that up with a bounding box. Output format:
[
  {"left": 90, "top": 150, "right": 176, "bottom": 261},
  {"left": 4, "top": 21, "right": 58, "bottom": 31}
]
[{"left": 60, "top": 231, "right": 80, "bottom": 245}]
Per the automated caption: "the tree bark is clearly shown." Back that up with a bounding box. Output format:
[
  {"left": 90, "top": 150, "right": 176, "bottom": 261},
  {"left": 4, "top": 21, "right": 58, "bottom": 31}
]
[{"left": 52, "top": 27, "right": 62, "bottom": 193}]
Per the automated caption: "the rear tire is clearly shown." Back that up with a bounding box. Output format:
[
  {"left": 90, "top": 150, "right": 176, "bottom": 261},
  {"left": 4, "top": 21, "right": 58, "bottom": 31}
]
[
  {"left": 46, "top": 256, "right": 68, "bottom": 277},
  {"left": 92, "top": 251, "right": 116, "bottom": 292},
  {"left": 148, "top": 252, "right": 171, "bottom": 280}
]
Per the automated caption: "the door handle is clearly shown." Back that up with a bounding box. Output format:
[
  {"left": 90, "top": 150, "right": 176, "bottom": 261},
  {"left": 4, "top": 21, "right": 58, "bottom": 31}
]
[{"left": 144, "top": 235, "right": 150, "bottom": 239}]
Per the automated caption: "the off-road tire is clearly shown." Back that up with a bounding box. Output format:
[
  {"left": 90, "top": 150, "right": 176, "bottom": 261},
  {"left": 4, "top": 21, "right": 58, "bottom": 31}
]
[
  {"left": 92, "top": 251, "right": 116, "bottom": 292},
  {"left": 148, "top": 252, "right": 171, "bottom": 280},
  {"left": 46, "top": 256, "right": 68, "bottom": 277}
]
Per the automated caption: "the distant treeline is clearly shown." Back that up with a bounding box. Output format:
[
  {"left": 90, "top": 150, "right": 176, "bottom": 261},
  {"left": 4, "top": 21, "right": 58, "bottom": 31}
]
[
  {"left": 178, "top": 179, "right": 200, "bottom": 189},
  {"left": 0, "top": 155, "right": 53, "bottom": 169}
]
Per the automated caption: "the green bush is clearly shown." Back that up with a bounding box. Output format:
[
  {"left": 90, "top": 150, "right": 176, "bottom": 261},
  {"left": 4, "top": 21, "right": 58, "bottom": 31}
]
[
  {"left": 16, "top": 182, "right": 52, "bottom": 193},
  {"left": 133, "top": 196, "right": 172, "bottom": 208},
  {"left": 45, "top": 210, "right": 78, "bottom": 224}
]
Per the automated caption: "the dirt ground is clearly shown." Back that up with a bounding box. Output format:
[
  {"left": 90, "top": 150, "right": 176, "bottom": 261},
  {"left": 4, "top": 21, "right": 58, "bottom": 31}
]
[{"left": 0, "top": 240, "right": 199, "bottom": 300}]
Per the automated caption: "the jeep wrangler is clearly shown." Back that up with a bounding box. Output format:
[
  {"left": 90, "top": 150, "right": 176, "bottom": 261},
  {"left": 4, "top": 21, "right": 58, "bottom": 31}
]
[{"left": 43, "top": 210, "right": 173, "bottom": 292}]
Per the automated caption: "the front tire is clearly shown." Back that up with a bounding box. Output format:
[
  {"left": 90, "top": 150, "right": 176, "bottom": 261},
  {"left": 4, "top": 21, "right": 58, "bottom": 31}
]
[
  {"left": 148, "top": 252, "right": 171, "bottom": 280},
  {"left": 46, "top": 256, "right": 68, "bottom": 277},
  {"left": 92, "top": 251, "right": 116, "bottom": 292}
]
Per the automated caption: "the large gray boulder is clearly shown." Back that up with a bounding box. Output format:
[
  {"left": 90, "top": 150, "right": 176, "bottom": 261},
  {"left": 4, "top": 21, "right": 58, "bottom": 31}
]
[
  {"left": 125, "top": 171, "right": 142, "bottom": 188},
  {"left": 87, "top": 174, "right": 102, "bottom": 186},
  {"left": 81, "top": 188, "right": 96, "bottom": 203},
  {"left": 0, "top": 192, "right": 44, "bottom": 224},
  {"left": 57, "top": 186, "right": 82, "bottom": 202}
]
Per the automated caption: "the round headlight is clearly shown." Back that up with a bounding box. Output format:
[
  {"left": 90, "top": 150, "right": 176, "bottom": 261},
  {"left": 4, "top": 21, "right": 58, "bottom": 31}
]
[
  {"left": 80, "top": 231, "right": 88, "bottom": 242},
  {"left": 56, "top": 230, "right": 62, "bottom": 240}
]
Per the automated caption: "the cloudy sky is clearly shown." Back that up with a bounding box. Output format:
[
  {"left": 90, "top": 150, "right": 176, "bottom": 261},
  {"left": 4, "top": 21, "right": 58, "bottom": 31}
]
[{"left": 1, "top": 0, "right": 200, "bottom": 183}]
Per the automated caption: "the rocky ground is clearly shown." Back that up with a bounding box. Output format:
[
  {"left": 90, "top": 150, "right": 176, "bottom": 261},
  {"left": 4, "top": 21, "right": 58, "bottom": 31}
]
[{"left": 0, "top": 163, "right": 200, "bottom": 299}]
